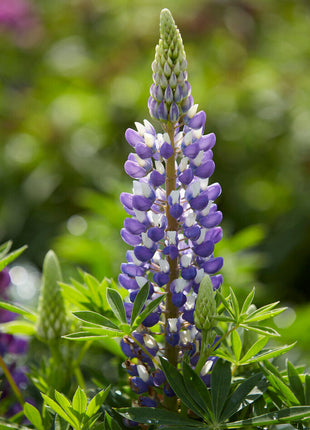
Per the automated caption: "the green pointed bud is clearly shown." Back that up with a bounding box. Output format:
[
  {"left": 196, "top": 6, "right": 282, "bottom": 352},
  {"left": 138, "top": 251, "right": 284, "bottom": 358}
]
[
  {"left": 36, "top": 250, "right": 67, "bottom": 341},
  {"left": 148, "top": 8, "right": 192, "bottom": 122},
  {"left": 194, "top": 275, "right": 217, "bottom": 331}
]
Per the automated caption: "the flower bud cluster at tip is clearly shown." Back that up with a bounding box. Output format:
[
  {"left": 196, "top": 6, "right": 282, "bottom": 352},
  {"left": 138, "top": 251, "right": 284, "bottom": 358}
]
[
  {"left": 194, "top": 275, "right": 217, "bottom": 331},
  {"left": 36, "top": 250, "right": 68, "bottom": 341},
  {"left": 148, "top": 8, "right": 192, "bottom": 123}
]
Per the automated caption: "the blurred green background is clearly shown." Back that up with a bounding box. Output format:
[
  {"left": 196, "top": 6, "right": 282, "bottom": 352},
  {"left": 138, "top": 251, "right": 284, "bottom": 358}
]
[{"left": 0, "top": 0, "right": 309, "bottom": 359}]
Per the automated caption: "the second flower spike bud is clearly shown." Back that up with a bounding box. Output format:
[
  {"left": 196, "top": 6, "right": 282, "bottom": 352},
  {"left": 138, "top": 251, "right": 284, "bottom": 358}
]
[
  {"left": 149, "top": 8, "right": 192, "bottom": 123},
  {"left": 36, "top": 250, "right": 67, "bottom": 341},
  {"left": 194, "top": 275, "right": 217, "bottom": 331}
]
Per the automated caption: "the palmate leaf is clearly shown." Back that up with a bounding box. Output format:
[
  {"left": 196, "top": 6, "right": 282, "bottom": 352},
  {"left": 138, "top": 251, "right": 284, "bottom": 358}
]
[
  {"left": 72, "top": 310, "right": 120, "bottom": 331},
  {"left": 104, "top": 413, "right": 122, "bottom": 430},
  {"left": 231, "top": 330, "right": 242, "bottom": 362},
  {"left": 239, "top": 323, "right": 280, "bottom": 337},
  {"left": 41, "top": 394, "right": 78, "bottom": 428},
  {"left": 159, "top": 357, "right": 206, "bottom": 418},
  {"left": 226, "top": 406, "right": 310, "bottom": 428},
  {"left": 86, "top": 386, "right": 110, "bottom": 417},
  {"left": 287, "top": 361, "right": 305, "bottom": 404},
  {"left": 63, "top": 328, "right": 124, "bottom": 340},
  {"left": 220, "top": 373, "right": 265, "bottom": 421},
  {"left": 211, "top": 359, "right": 232, "bottom": 421},
  {"left": 239, "top": 335, "right": 269, "bottom": 364},
  {"left": 182, "top": 362, "right": 213, "bottom": 420},
  {"left": 0, "top": 320, "right": 36, "bottom": 335},
  {"left": 240, "top": 287, "right": 255, "bottom": 314},
  {"left": 72, "top": 387, "right": 87, "bottom": 415},
  {"left": 117, "top": 407, "right": 203, "bottom": 427}
]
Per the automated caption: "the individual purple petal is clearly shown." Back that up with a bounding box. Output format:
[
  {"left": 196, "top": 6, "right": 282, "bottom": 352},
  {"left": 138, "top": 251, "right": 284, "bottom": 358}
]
[
  {"left": 181, "top": 95, "right": 193, "bottom": 113},
  {"left": 169, "top": 102, "right": 179, "bottom": 122},
  {"left": 193, "top": 240, "right": 214, "bottom": 258},
  {"left": 121, "top": 263, "right": 145, "bottom": 277},
  {"left": 148, "top": 97, "right": 158, "bottom": 119},
  {"left": 134, "top": 246, "right": 156, "bottom": 262},
  {"left": 183, "top": 143, "right": 200, "bottom": 159},
  {"left": 139, "top": 397, "right": 158, "bottom": 407},
  {"left": 160, "top": 141, "right": 173, "bottom": 159},
  {"left": 211, "top": 274, "right": 223, "bottom": 290},
  {"left": 163, "top": 245, "right": 179, "bottom": 260},
  {"left": 120, "top": 192, "right": 133, "bottom": 210},
  {"left": 188, "top": 111, "right": 206, "bottom": 130},
  {"left": 179, "top": 168, "right": 193, "bottom": 185},
  {"left": 169, "top": 204, "right": 183, "bottom": 219},
  {"left": 130, "top": 377, "right": 149, "bottom": 394},
  {"left": 184, "top": 225, "right": 201, "bottom": 241},
  {"left": 124, "top": 218, "right": 146, "bottom": 235},
  {"left": 194, "top": 160, "right": 215, "bottom": 179},
  {"left": 132, "top": 195, "right": 153, "bottom": 211},
  {"left": 203, "top": 257, "right": 224, "bottom": 274},
  {"left": 118, "top": 274, "right": 140, "bottom": 290},
  {"left": 166, "top": 332, "right": 180, "bottom": 346},
  {"left": 158, "top": 101, "right": 168, "bottom": 121},
  {"left": 142, "top": 311, "right": 160, "bottom": 327},
  {"left": 124, "top": 160, "right": 146, "bottom": 178},
  {"left": 181, "top": 266, "right": 197, "bottom": 280},
  {"left": 171, "top": 292, "right": 186, "bottom": 308},
  {"left": 198, "top": 133, "right": 216, "bottom": 151},
  {"left": 147, "top": 227, "right": 164, "bottom": 242},
  {"left": 164, "top": 86, "right": 173, "bottom": 103},
  {"left": 189, "top": 194, "right": 209, "bottom": 210},
  {"left": 0, "top": 269, "right": 10, "bottom": 291},
  {"left": 135, "top": 143, "right": 153, "bottom": 159},
  {"left": 125, "top": 128, "right": 144, "bottom": 148},
  {"left": 121, "top": 229, "right": 141, "bottom": 246},
  {"left": 198, "top": 211, "right": 223, "bottom": 228},
  {"left": 174, "top": 85, "right": 183, "bottom": 103},
  {"left": 182, "top": 81, "right": 191, "bottom": 98},
  {"left": 182, "top": 309, "right": 194, "bottom": 324},
  {"left": 150, "top": 170, "right": 165, "bottom": 187},
  {"left": 151, "top": 369, "right": 166, "bottom": 387},
  {"left": 164, "top": 383, "right": 176, "bottom": 397},
  {"left": 153, "top": 272, "right": 170, "bottom": 287},
  {"left": 205, "top": 227, "right": 223, "bottom": 243},
  {"left": 207, "top": 183, "right": 222, "bottom": 200},
  {"left": 124, "top": 302, "right": 133, "bottom": 323}
]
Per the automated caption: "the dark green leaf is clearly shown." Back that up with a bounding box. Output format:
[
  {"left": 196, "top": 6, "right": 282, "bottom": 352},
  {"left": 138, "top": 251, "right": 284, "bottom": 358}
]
[
  {"left": 211, "top": 359, "right": 231, "bottom": 420},
  {"left": 130, "top": 282, "right": 149, "bottom": 327},
  {"left": 182, "top": 362, "right": 213, "bottom": 421},
  {"left": 263, "top": 371, "right": 299, "bottom": 406},
  {"left": 132, "top": 294, "right": 166, "bottom": 329},
  {"left": 160, "top": 357, "right": 205, "bottom": 418},
  {"left": 73, "top": 310, "right": 120, "bottom": 330},
  {"left": 117, "top": 407, "right": 203, "bottom": 426},
  {"left": 106, "top": 288, "right": 127, "bottom": 323},
  {"left": 220, "top": 373, "right": 265, "bottom": 421},
  {"left": 226, "top": 406, "right": 310, "bottom": 428},
  {"left": 104, "top": 413, "right": 121, "bottom": 430},
  {"left": 23, "top": 403, "right": 44, "bottom": 430},
  {"left": 305, "top": 374, "right": 310, "bottom": 405},
  {"left": 287, "top": 361, "right": 305, "bottom": 404}
]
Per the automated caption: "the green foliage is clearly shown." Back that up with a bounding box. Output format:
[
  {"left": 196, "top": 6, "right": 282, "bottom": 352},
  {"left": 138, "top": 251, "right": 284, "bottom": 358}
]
[
  {"left": 31, "top": 386, "right": 111, "bottom": 430},
  {"left": 0, "top": 241, "right": 27, "bottom": 272}
]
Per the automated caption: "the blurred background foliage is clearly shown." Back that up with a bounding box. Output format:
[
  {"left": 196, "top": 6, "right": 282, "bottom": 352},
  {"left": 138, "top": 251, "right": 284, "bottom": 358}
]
[{"left": 0, "top": 0, "right": 309, "bottom": 359}]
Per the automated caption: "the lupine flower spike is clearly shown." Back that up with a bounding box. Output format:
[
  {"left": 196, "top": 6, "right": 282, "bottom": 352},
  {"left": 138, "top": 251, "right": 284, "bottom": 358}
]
[{"left": 120, "top": 8, "right": 223, "bottom": 409}]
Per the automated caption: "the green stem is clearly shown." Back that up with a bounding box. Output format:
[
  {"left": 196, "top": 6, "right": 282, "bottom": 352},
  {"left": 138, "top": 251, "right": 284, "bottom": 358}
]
[
  {"left": 0, "top": 354, "right": 24, "bottom": 407},
  {"left": 163, "top": 122, "right": 179, "bottom": 411}
]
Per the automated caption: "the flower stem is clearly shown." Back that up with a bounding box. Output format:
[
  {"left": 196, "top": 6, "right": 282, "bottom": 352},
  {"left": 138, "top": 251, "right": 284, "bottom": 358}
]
[
  {"left": 163, "top": 123, "right": 179, "bottom": 411},
  {"left": 0, "top": 354, "right": 24, "bottom": 408}
]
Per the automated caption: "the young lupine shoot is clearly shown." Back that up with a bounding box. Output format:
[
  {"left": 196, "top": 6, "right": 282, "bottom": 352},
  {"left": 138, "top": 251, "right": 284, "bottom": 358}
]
[{"left": 36, "top": 250, "right": 68, "bottom": 342}]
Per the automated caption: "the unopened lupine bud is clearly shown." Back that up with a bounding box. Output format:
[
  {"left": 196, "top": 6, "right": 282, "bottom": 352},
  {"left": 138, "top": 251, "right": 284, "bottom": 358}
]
[
  {"left": 36, "top": 250, "right": 67, "bottom": 341},
  {"left": 194, "top": 275, "right": 217, "bottom": 331},
  {"left": 149, "top": 8, "right": 191, "bottom": 122}
]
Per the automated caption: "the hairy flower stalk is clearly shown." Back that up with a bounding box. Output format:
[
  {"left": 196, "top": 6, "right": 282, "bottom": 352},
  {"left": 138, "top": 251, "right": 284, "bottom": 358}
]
[{"left": 120, "top": 8, "right": 223, "bottom": 411}]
